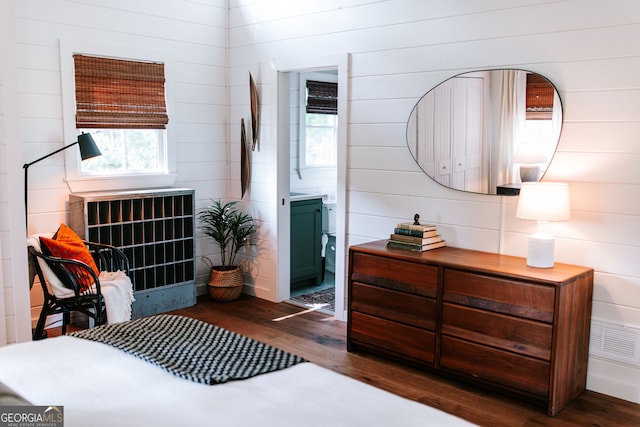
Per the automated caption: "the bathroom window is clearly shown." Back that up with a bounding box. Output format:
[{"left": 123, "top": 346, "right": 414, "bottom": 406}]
[
  {"left": 304, "top": 113, "right": 337, "bottom": 167},
  {"left": 299, "top": 73, "right": 338, "bottom": 169}
]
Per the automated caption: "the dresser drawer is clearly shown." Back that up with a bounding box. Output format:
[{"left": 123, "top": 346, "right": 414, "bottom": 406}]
[
  {"left": 350, "top": 311, "right": 435, "bottom": 364},
  {"left": 442, "top": 303, "right": 552, "bottom": 360},
  {"left": 351, "top": 252, "right": 437, "bottom": 298},
  {"left": 351, "top": 282, "right": 436, "bottom": 330},
  {"left": 348, "top": 241, "right": 593, "bottom": 416},
  {"left": 443, "top": 269, "right": 555, "bottom": 323},
  {"left": 440, "top": 336, "right": 550, "bottom": 397}
]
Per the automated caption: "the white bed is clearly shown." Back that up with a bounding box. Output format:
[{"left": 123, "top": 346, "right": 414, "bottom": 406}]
[{"left": 0, "top": 319, "right": 475, "bottom": 427}]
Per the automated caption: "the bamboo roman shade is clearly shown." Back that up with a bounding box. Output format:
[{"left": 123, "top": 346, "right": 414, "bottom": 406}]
[
  {"left": 306, "top": 80, "right": 338, "bottom": 115},
  {"left": 74, "top": 54, "right": 169, "bottom": 129},
  {"left": 525, "top": 73, "right": 554, "bottom": 120}
]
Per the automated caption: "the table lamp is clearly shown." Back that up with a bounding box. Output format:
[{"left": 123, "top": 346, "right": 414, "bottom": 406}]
[
  {"left": 513, "top": 142, "right": 547, "bottom": 182},
  {"left": 516, "top": 182, "right": 571, "bottom": 268}
]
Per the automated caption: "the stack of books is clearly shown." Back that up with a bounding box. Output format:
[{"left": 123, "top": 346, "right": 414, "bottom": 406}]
[{"left": 387, "top": 221, "right": 446, "bottom": 252}]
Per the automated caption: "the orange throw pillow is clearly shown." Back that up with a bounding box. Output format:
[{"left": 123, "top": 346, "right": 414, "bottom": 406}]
[{"left": 39, "top": 224, "right": 99, "bottom": 293}]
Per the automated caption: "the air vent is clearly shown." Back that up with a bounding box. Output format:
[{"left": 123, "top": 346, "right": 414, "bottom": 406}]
[{"left": 590, "top": 320, "right": 640, "bottom": 366}]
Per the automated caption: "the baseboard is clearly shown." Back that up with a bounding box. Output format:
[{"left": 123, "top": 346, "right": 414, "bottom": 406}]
[{"left": 587, "top": 357, "right": 640, "bottom": 404}]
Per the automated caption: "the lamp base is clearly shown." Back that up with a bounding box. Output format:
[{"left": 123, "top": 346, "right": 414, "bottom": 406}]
[
  {"left": 527, "top": 232, "right": 555, "bottom": 268},
  {"left": 519, "top": 165, "right": 540, "bottom": 182}
]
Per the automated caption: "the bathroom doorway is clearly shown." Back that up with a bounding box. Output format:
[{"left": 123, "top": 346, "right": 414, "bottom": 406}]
[
  {"left": 275, "top": 54, "right": 348, "bottom": 321},
  {"left": 289, "top": 70, "right": 338, "bottom": 313}
]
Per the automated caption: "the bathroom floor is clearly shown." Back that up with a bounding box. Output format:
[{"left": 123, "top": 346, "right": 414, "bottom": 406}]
[{"left": 289, "top": 271, "right": 335, "bottom": 312}]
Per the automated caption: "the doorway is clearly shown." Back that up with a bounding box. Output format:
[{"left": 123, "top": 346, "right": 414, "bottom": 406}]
[
  {"left": 289, "top": 70, "right": 338, "bottom": 312},
  {"left": 275, "top": 54, "right": 349, "bottom": 321}
]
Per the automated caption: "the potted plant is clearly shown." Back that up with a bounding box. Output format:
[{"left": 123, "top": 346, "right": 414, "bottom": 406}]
[{"left": 198, "top": 199, "right": 257, "bottom": 301}]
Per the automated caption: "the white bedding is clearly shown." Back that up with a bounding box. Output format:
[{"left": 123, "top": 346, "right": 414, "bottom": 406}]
[{"left": 0, "top": 336, "right": 475, "bottom": 427}]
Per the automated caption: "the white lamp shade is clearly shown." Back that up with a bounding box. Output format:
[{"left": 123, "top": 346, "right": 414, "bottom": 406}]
[{"left": 516, "top": 182, "right": 571, "bottom": 222}]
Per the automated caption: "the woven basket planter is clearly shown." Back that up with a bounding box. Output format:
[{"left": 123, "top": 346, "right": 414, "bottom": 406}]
[{"left": 207, "top": 266, "right": 243, "bottom": 301}]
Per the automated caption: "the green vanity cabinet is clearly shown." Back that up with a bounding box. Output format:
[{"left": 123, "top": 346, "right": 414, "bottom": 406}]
[{"left": 290, "top": 197, "right": 323, "bottom": 289}]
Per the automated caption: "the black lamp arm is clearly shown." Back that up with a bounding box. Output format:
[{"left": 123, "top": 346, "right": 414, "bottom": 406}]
[
  {"left": 24, "top": 133, "right": 100, "bottom": 234},
  {"left": 23, "top": 141, "right": 78, "bottom": 170},
  {"left": 23, "top": 141, "right": 79, "bottom": 233}
]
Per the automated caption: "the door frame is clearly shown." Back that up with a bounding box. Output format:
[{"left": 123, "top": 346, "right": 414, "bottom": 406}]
[{"left": 274, "top": 53, "right": 350, "bottom": 321}]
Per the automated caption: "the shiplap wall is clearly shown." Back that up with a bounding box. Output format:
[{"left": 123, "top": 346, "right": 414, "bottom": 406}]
[
  {"left": 14, "top": 0, "right": 228, "bottom": 231},
  {"left": 1, "top": 0, "right": 32, "bottom": 345},
  {"left": 0, "top": 1, "right": 11, "bottom": 346},
  {"left": 3, "top": 0, "right": 229, "bottom": 334},
  {"left": 228, "top": 0, "right": 640, "bottom": 403}
]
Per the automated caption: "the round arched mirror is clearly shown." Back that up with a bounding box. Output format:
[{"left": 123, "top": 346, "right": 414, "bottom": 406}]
[{"left": 407, "top": 69, "right": 562, "bottom": 195}]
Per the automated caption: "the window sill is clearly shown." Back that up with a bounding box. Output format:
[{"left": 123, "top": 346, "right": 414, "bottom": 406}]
[{"left": 65, "top": 173, "right": 177, "bottom": 194}]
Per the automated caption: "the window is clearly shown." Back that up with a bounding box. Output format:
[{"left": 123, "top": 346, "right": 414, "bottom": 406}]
[
  {"left": 525, "top": 73, "right": 554, "bottom": 120},
  {"left": 73, "top": 54, "right": 168, "bottom": 176},
  {"left": 304, "top": 113, "right": 337, "bottom": 167},
  {"left": 517, "top": 72, "right": 562, "bottom": 174},
  {"left": 299, "top": 73, "right": 338, "bottom": 169},
  {"left": 79, "top": 129, "right": 165, "bottom": 174},
  {"left": 60, "top": 40, "right": 176, "bottom": 192}
]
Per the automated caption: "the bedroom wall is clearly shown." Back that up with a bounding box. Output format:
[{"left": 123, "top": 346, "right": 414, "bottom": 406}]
[
  {"left": 0, "top": 0, "right": 11, "bottom": 346},
  {"left": 3, "top": 0, "right": 229, "bottom": 329},
  {"left": 1, "top": 0, "right": 32, "bottom": 345},
  {"left": 228, "top": 0, "right": 640, "bottom": 403}
]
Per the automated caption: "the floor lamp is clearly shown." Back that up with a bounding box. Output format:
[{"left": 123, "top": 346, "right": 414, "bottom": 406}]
[
  {"left": 23, "top": 132, "right": 101, "bottom": 233},
  {"left": 24, "top": 132, "right": 101, "bottom": 338}
]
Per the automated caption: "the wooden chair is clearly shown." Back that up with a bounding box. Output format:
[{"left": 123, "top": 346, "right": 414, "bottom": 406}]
[{"left": 28, "top": 237, "right": 130, "bottom": 340}]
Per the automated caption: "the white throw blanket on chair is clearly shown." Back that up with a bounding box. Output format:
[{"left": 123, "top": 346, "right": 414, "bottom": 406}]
[
  {"left": 28, "top": 233, "right": 134, "bottom": 325},
  {"left": 99, "top": 271, "right": 135, "bottom": 324}
]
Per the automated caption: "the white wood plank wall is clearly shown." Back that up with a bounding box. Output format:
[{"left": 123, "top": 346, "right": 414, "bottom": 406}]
[
  {"left": 0, "top": 1, "right": 11, "bottom": 346},
  {"left": 227, "top": 0, "right": 640, "bottom": 403},
  {"left": 1, "top": 0, "right": 32, "bottom": 345},
  {"left": 2, "top": 0, "right": 229, "bottom": 338}
]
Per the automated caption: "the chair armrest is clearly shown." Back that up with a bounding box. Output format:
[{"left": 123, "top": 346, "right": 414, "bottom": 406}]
[
  {"left": 84, "top": 241, "right": 130, "bottom": 275},
  {"left": 28, "top": 246, "right": 101, "bottom": 297}
]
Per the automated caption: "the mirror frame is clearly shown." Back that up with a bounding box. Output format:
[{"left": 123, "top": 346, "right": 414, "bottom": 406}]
[{"left": 406, "top": 69, "right": 563, "bottom": 195}]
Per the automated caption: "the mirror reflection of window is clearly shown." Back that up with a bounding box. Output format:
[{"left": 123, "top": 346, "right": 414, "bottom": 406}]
[
  {"left": 526, "top": 73, "right": 554, "bottom": 120},
  {"left": 515, "top": 72, "right": 563, "bottom": 183}
]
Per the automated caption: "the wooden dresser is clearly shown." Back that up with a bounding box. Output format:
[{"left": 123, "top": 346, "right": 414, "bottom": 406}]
[{"left": 347, "top": 240, "right": 593, "bottom": 416}]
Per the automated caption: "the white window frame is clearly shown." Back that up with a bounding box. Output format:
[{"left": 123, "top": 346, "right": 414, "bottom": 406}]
[
  {"left": 298, "top": 71, "right": 338, "bottom": 170},
  {"left": 60, "top": 39, "right": 176, "bottom": 193}
]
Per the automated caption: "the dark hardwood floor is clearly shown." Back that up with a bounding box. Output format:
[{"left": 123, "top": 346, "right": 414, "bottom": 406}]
[
  {"left": 171, "top": 296, "right": 640, "bottom": 427},
  {"left": 51, "top": 295, "right": 640, "bottom": 426}
]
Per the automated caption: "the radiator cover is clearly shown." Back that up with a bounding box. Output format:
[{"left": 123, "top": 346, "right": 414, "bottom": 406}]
[{"left": 70, "top": 188, "right": 196, "bottom": 317}]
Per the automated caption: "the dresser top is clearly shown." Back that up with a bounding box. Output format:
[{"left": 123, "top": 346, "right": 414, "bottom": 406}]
[{"left": 350, "top": 240, "right": 593, "bottom": 285}]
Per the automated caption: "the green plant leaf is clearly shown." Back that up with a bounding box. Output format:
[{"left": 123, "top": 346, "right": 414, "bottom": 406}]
[{"left": 197, "top": 199, "right": 256, "bottom": 267}]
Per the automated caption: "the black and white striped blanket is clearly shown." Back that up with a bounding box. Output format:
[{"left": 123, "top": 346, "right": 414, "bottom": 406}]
[{"left": 70, "top": 314, "right": 306, "bottom": 385}]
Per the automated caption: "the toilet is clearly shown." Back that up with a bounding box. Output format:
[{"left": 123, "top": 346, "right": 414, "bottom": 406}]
[{"left": 322, "top": 202, "right": 336, "bottom": 274}]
